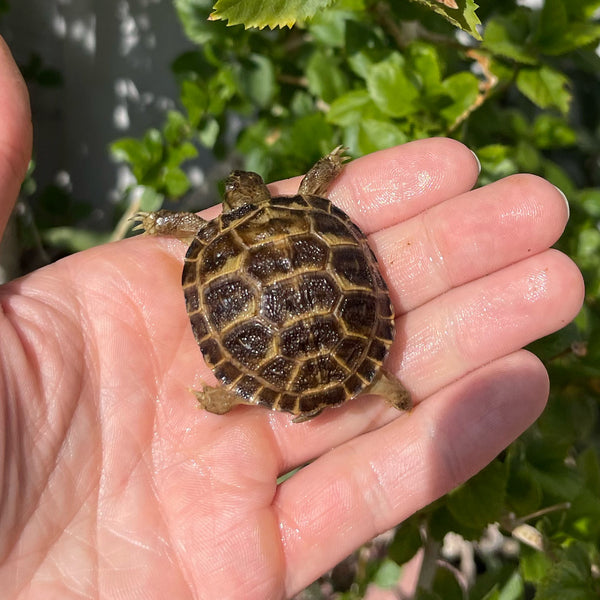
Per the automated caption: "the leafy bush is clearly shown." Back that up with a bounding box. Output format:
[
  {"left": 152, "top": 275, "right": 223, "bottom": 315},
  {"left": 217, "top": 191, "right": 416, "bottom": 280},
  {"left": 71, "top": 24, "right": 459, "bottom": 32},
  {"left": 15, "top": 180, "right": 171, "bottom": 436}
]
[{"left": 26, "top": 0, "right": 600, "bottom": 597}]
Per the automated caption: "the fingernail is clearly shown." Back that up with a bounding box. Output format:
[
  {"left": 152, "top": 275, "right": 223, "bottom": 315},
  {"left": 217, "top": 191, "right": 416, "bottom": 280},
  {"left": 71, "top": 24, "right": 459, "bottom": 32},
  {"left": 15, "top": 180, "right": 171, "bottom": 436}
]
[
  {"left": 470, "top": 149, "right": 481, "bottom": 175},
  {"left": 553, "top": 184, "right": 570, "bottom": 219}
]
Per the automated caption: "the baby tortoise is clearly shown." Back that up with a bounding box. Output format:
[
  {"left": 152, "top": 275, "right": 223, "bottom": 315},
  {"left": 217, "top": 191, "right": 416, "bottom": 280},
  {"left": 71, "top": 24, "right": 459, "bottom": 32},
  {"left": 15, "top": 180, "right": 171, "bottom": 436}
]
[{"left": 135, "top": 147, "right": 410, "bottom": 422}]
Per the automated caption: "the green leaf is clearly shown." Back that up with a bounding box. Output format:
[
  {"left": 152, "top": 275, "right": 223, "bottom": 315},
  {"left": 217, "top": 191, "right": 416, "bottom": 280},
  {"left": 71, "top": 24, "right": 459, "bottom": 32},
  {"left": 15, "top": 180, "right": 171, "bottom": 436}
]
[
  {"left": 137, "top": 186, "right": 165, "bottom": 212},
  {"left": 483, "top": 14, "right": 538, "bottom": 65},
  {"left": 439, "top": 71, "right": 480, "bottom": 125},
  {"left": 143, "top": 129, "right": 164, "bottom": 164},
  {"left": 497, "top": 570, "right": 525, "bottom": 600},
  {"left": 181, "top": 80, "right": 208, "bottom": 127},
  {"left": 164, "top": 110, "right": 191, "bottom": 146},
  {"left": 207, "top": 66, "right": 238, "bottom": 114},
  {"left": 366, "top": 53, "right": 420, "bottom": 118},
  {"left": 306, "top": 51, "right": 348, "bottom": 103},
  {"left": 326, "top": 89, "right": 374, "bottom": 126},
  {"left": 388, "top": 519, "right": 422, "bottom": 565},
  {"left": 209, "top": 0, "right": 336, "bottom": 29},
  {"left": 110, "top": 138, "right": 148, "bottom": 167},
  {"left": 197, "top": 116, "right": 220, "bottom": 148},
  {"left": 238, "top": 54, "right": 277, "bottom": 108},
  {"left": 42, "top": 227, "right": 111, "bottom": 253},
  {"left": 309, "top": 6, "right": 355, "bottom": 47},
  {"left": 175, "top": 0, "right": 223, "bottom": 44},
  {"left": 535, "top": 0, "right": 600, "bottom": 55},
  {"left": 476, "top": 144, "right": 519, "bottom": 184},
  {"left": 520, "top": 545, "right": 552, "bottom": 585},
  {"left": 408, "top": 42, "right": 442, "bottom": 93},
  {"left": 430, "top": 566, "right": 464, "bottom": 600},
  {"left": 533, "top": 114, "right": 577, "bottom": 149},
  {"left": 447, "top": 460, "right": 508, "bottom": 535},
  {"left": 410, "top": 0, "right": 482, "bottom": 41},
  {"left": 517, "top": 65, "right": 571, "bottom": 115},
  {"left": 481, "top": 586, "right": 500, "bottom": 600},
  {"left": 162, "top": 167, "right": 190, "bottom": 198},
  {"left": 579, "top": 188, "right": 600, "bottom": 219},
  {"left": 372, "top": 558, "right": 403, "bottom": 589},
  {"left": 357, "top": 119, "right": 409, "bottom": 155},
  {"left": 166, "top": 141, "right": 198, "bottom": 168},
  {"left": 536, "top": 544, "right": 600, "bottom": 600}
]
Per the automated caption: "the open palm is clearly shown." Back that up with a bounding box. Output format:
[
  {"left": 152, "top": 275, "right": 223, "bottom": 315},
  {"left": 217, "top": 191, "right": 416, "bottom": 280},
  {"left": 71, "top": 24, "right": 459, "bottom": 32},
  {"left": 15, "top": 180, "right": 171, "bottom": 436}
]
[{"left": 0, "top": 39, "right": 584, "bottom": 599}]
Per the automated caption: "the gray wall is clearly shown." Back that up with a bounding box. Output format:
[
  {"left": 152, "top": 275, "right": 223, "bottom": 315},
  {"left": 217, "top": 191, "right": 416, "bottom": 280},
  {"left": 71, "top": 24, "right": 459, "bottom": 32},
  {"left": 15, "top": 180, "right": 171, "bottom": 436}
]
[{"left": 1, "top": 0, "right": 209, "bottom": 220}]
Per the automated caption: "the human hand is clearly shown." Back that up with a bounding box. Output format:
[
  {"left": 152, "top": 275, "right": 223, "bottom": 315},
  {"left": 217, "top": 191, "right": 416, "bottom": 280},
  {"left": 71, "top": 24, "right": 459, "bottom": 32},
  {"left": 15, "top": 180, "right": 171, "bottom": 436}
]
[{"left": 0, "top": 38, "right": 583, "bottom": 599}]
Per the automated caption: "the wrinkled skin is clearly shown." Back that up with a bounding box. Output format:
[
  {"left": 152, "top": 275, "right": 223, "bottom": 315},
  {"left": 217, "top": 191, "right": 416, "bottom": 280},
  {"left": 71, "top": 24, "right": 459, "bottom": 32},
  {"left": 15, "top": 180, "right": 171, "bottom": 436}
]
[{"left": 0, "top": 37, "right": 584, "bottom": 599}]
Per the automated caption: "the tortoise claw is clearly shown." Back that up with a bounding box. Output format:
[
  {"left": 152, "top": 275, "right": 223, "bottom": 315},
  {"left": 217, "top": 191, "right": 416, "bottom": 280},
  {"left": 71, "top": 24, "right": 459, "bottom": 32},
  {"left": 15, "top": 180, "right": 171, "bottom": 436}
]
[{"left": 131, "top": 212, "right": 151, "bottom": 233}]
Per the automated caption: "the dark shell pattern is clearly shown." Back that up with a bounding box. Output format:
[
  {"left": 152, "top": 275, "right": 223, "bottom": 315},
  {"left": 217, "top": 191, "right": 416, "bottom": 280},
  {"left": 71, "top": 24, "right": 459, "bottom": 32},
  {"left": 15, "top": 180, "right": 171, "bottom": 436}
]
[{"left": 182, "top": 194, "right": 395, "bottom": 417}]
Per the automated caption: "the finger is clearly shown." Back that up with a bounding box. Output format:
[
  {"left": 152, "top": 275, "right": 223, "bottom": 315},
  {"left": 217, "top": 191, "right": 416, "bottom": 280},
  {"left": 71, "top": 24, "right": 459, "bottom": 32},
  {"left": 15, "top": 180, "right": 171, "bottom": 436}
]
[
  {"left": 372, "top": 174, "right": 570, "bottom": 313},
  {"left": 276, "top": 350, "right": 548, "bottom": 596},
  {"left": 0, "top": 36, "right": 32, "bottom": 238},
  {"left": 268, "top": 138, "right": 481, "bottom": 234},
  {"left": 268, "top": 248, "right": 582, "bottom": 472},
  {"left": 395, "top": 249, "right": 583, "bottom": 398}
]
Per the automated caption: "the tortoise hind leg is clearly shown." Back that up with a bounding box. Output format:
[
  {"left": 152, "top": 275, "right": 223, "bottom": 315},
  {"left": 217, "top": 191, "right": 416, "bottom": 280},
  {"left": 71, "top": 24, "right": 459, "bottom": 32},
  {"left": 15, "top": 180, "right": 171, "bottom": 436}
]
[
  {"left": 192, "top": 386, "right": 254, "bottom": 416},
  {"left": 132, "top": 210, "right": 205, "bottom": 239},
  {"left": 367, "top": 369, "right": 412, "bottom": 412},
  {"left": 298, "top": 146, "right": 350, "bottom": 196}
]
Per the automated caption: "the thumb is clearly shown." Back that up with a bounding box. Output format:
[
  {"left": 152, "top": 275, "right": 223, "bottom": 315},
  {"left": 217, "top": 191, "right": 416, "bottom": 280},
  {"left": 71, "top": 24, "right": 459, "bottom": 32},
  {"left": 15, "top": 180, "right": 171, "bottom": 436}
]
[{"left": 0, "top": 36, "right": 33, "bottom": 241}]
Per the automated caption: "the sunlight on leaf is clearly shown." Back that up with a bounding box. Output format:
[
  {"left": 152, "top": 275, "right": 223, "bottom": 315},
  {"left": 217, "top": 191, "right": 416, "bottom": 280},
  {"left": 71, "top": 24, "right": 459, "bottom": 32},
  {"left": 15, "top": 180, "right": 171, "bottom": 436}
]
[{"left": 210, "top": 0, "right": 336, "bottom": 29}]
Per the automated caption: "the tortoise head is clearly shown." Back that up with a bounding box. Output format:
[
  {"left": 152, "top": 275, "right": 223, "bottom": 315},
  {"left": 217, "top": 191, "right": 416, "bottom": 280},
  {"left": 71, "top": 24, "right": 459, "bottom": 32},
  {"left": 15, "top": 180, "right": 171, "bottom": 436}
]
[{"left": 224, "top": 170, "right": 270, "bottom": 211}]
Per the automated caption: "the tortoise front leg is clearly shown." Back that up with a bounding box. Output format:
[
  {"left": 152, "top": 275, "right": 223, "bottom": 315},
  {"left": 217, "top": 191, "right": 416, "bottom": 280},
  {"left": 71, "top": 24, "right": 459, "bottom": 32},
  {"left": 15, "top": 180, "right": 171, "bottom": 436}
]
[
  {"left": 133, "top": 210, "right": 206, "bottom": 239},
  {"left": 298, "top": 146, "right": 350, "bottom": 196}
]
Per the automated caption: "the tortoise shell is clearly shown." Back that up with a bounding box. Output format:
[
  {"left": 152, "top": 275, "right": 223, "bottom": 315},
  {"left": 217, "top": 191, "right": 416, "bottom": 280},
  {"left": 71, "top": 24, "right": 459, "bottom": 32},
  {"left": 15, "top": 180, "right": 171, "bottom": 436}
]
[
  {"left": 182, "top": 193, "right": 395, "bottom": 420},
  {"left": 134, "top": 147, "right": 410, "bottom": 421}
]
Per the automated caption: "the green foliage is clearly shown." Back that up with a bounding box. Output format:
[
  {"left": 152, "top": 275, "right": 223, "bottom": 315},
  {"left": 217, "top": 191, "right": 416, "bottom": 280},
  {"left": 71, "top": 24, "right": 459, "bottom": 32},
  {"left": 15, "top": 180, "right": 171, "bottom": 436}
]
[
  {"left": 209, "top": 0, "right": 337, "bottom": 29},
  {"left": 19, "top": 0, "right": 600, "bottom": 596}
]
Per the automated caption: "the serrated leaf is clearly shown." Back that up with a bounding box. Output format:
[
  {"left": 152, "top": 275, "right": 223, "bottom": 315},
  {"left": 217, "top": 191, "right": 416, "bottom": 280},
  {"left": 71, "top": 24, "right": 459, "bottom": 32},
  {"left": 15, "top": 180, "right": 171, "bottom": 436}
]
[
  {"left": 209, "top": 0, "right": 336, "bottom": 29},
  {"left": 410, "top": 0, "right": 482, "bottom": 41},
  {"left": 516, "top": 65, "right": 571, "bottom": 115},
  {"left": 366, "top": 53, "right": 420, "bottom": 118}
]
